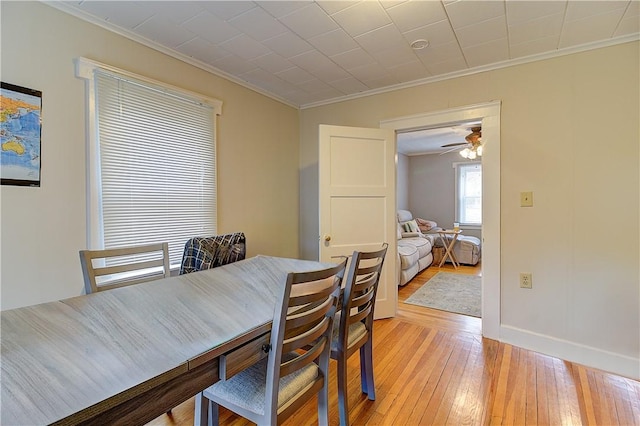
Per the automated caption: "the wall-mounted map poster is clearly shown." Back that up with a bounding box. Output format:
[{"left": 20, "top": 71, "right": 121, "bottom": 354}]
[{"left": 1, "top": 82, "right": 42, "bottom": 187}]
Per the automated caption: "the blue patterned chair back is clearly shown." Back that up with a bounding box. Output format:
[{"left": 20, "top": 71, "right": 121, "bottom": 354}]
[{"left": 179, "top": 232, "right": 246, "bottom": 275}]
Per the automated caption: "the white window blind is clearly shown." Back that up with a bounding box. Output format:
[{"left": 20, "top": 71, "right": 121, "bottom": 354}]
[
  {"left": 456, "top": 162, "right": 482, "bottom": 225},
  {"left": 94, "top": 69, "right": 217, "bottom": 266}
]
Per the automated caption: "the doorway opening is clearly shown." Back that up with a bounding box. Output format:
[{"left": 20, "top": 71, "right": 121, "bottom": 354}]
[{"left": 380, "top": 102, "right": 501, "bottom": 339}]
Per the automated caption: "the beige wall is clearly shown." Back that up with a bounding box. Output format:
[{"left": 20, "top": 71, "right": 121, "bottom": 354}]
[
  {"left": 300, "top": 42, "right": 639, "bottom": 378},
  {"left": 0, "top": 2, "right": 300, "bottom": 310}
]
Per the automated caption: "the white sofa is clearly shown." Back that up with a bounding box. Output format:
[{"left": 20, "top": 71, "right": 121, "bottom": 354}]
[
  {"left": 433, "top": 234, "right": 482, "bottom": 266},
  {"left": 396, "top": 210, "right": 437, "bottom": 286}
]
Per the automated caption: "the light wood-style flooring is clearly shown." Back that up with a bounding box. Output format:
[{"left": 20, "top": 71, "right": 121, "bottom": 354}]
[{"left": 148, "top": 262, "right": 640, "bottom": 426}]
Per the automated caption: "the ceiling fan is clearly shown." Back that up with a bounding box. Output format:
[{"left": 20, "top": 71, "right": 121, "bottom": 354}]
[{"left": 440, "top": 126, "right": 483, "bottom": 159}]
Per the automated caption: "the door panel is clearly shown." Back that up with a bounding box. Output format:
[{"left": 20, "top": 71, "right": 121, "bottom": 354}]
[{"left": 319, "top": 125, "right": 396, "bottom": 319}]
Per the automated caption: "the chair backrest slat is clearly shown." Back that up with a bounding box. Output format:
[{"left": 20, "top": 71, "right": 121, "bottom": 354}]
[{"left": 79, "top": 242, "right": 170, "bottom": 294}]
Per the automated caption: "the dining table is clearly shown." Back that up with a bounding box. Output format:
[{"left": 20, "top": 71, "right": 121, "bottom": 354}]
[{"left": 1, "top": 255, "right": 334, "bottom": 426}]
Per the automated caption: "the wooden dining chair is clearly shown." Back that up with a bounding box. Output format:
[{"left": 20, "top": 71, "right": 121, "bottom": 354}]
[
  {"left": 79, "top": 242, "right": 170, "bottom": 294},
  {"left": 194, "top": 259, "right": 347, "bottom": 426},
  {"left": 333, "top": 243, "right": 388, "bottom": 426}
]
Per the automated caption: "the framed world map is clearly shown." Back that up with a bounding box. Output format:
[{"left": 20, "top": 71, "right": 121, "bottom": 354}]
[{"left": 1, "top": 82, "right": 42, "bottom": 187}]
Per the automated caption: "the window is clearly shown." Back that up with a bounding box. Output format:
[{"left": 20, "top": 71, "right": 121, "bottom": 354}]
[
  {"left": 76, "top": 58, "right": 222, "bottom": 267},
  {"left": 455, "top": 162, "right": 482, "bottom": 226}
]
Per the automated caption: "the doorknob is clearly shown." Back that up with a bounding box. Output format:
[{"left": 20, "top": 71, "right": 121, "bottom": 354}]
[{"left": 324, "top": 235, "right": 331, "bottom": 242}]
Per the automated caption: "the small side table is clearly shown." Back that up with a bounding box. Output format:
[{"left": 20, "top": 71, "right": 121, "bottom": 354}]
[{"left": 436, "top": 229, "right": 462, "bottom": 268}]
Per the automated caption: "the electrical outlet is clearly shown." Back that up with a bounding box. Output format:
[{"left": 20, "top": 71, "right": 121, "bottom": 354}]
[{"left": 520, "top": 273, "right": 532, "bottom": 289}]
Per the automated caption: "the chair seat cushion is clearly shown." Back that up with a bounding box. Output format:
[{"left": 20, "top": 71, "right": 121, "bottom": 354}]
[
  {"left": 331, "top": 313, "right": 367, "bottom": 351},
  {"left": 203, "top": 352, "right": 318, "bottom": 414}
]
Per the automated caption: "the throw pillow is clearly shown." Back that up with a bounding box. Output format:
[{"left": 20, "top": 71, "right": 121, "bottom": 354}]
[
  {"left": 415, "top": 217, "right": 437, "bottom": 232},
  {"left": 401, "top": 219, "right": 420, "bottom": 233}
]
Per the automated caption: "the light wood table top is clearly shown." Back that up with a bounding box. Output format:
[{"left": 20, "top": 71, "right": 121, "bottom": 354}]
[{"left": 1, "top": 255, "right": 333, "bottom": 425}]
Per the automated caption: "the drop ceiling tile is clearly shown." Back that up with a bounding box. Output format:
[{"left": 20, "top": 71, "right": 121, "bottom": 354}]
[
  {"left": 331, "top": 1, "right": 393, "bottom": 38},
  {"left": 316, "top": 1, "right": 357, "bottom": 16},
  {"left": 330, "top": 47, "right": 378, "bottom": 70},
  {"left": 348, "top": 62, "right": 394, "bottom": 82},
  {"left": 262, "top": 32, "right": 314, "bottom": 58},
  {"left": 296, "top": 78, "right": 336, "bottom": 94},
  {"left": 463, "top": 38, "right": 509, "bottom": 68},
  {"left": 425, "top": 56, "right": 469, "bottom": 75},
  {"left": 385, "top": 0, "right": 448, "bottom": 32},
  {"left": 565, "top": 1, "right": 629, "bottom": 22},
  {"left": 136, "top": 1, "right": 205, "bottom": 25},
  {"left": 559, "top": 9, "right": 627, "bottom": 47},
  {"left": 275, "top": 66, "right": 316, "bottom": 85},
  {"left": 361, "top": 74, "right": 400, "bottom": 90},
  {"left": 402, "top": 19, "right": 457, "bottom": 46},
  {"left": 240, "top": 68, "right": 295, "bottom": 93},
  {"left": 508, "top": 13, "right": 563, "bottom": 46},
  {"left": 219, "top": 34, "right": 271, "bottom": 61},
  {"left": 182, "top": 11, "right": 241, "bottom": 44},
  {"left": 505, "top": 0, "right": 567, "bottom": 25},
  {"left": 327, "top": 76, "right": 370, "bottom": 95},
  {"left": 415, "top": 40, "right": 465, "bottom": 65},
  {"left": 355, "top": 24, "right": 409, "bottom": 53},
  {"left": 509, "top": 35, "right": 561, "bottom": 58},
  {"left": 175, "top": 37, "right": 232, "bottom": 63},
  {"left": 134, "top": 16, "right": 196, "bottom": 48},
  {"left": 288, "top": 50, "right": 351, "bottom": 81},
  {"left": 370, "top": 45, "right": 418, "bottom": 68},
  {"left": 212, "top": 54, "right": 258, "bottom": 75},
  {"left": 78, "top": 1, "right": 152, "bottom": 29},
  {"left": 201, "top": 1, "right": 257, "bottom": 21},
  {"left": 278, "top": 3, "right": 339, "bottom": 39},
  {"left": 228, "top": 6, "right": 289, "bottom": 41},
  {"left": 308, "top": 29, "right": 359, "bottom": 57},
  {"left": 615, "top": 8, "right": 640, "bottom": 36},
  {"left": 250, "top": 52, "right": 294, "bottom": 74},
  {"left": 257, "top": 1, "right": 312, "bottom": 18},
  {"left": 456, "top": 16, "right": 508, "bottom": 48},
  {"left": 387, "top": 60, "right": 431, "bottom": 81},
  {"left": 445, "top": 0, "right": 505, "bottom": 29}
]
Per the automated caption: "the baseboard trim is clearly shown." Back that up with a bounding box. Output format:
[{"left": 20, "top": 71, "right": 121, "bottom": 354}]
[{"left": 500, "top": 325, "right": 640, "bottom": 380}]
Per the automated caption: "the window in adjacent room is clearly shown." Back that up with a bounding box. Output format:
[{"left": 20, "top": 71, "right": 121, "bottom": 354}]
[
  {"left": 455, "top": 161, "right": 482, "bottom": 226},
  {"left": 76, "top": 58, "right": 222, "bottom": 269}
]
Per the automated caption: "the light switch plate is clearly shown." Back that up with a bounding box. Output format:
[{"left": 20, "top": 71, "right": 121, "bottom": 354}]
[{"left": 520, "top": 191, "right": 533, "bottom": 207}]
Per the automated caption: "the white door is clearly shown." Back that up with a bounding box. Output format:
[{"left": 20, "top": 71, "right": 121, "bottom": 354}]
[{"left": 319, "top": 125, "right": 397, "bottom": 319}]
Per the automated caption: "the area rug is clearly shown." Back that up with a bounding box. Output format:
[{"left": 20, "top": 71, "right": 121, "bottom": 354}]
[{"left": 404, "top": 272, "right": 481, "bottom": 317}]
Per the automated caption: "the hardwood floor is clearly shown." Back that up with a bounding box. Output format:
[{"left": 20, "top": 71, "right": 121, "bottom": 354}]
[{"left": 148, "top": 263, "right": 640, "bottom": 426}]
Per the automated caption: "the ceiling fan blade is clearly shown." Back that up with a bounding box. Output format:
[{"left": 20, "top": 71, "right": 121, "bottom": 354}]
[
  {"left": 441, "top": 142, "right": 467, "bottom": 148},
  {"left": 439, "top": 146, "right": 463, "bottom": 155}
]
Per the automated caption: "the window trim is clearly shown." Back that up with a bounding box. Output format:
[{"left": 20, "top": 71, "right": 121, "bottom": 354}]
[
  {"left": 75, "top": 57, "right": 222, "bottom": 252},
  {"left": 453, "top": 161, "right": 482, "bottom": 228}
]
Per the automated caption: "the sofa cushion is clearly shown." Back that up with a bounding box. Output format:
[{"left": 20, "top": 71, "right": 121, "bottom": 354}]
[
  {"left": 397, "top": 243, "right": 419, "bottom": 270},
  {"left": 402, "top": 236, "right": 432, "bottom": 258}
]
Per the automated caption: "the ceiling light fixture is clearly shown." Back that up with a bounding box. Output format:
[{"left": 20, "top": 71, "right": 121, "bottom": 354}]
[
  {"left": 410, "top": 39, "right": 430, "bottom": 50},
  {"left": 459, "top": 127, "right": 483, "bottom": 159}
]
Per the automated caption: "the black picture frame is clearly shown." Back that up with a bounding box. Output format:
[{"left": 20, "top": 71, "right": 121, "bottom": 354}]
[{"left": 1, "top": 82, "right": 43, "bottom": 187}]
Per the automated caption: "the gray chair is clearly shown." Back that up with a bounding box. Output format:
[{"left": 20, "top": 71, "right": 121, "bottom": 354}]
[
  {"left": 79, "top": 242, "right": 170, "bottom": 294},
  {"left": 194, "top": 259, "right": 347, "bottom": 426},
  {"left": 333, "top": 243, "right": 388, "bottom": 426}
]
